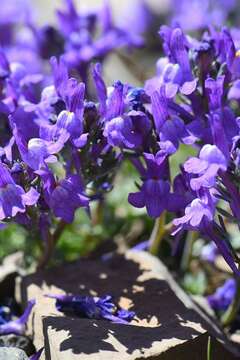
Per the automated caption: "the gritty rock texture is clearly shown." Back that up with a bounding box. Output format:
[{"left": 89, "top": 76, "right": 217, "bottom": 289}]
[
  {"left": 21, "top": 251, "right": 240, "bottom": 360},
  {"left": 0, "top": 335, "right": 35, "bottom": 356},
  {"left": 0, "top": 347, "right": 28, "bottom": 360}
]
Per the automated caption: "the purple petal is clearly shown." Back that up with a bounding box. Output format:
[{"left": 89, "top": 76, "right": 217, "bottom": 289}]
[
  {"left": 128, "top": 191, "right": 145, "bottom": 208},
  {"left": 180, "top": 79, "right": 197, "bottom": 95}
]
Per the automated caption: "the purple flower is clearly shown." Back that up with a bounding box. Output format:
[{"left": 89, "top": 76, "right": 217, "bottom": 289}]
[
  {"left": 171, "top": 0, "right": 236, "bottom": 31},
  {"left": 55, "top": 0, "right": 143, "bottom": 76},
  {"left": 29, "top": 348, "right": 44, "bottom": 360},
  {"left": 92, "top": 63, "right": 107, "bottom": 116},
  {"left": 184, "top": 145, "right": 227, "bottom": 191},
  {"left": 0, "top": 163, "right": 39, "bottom": 221},
  {"left": 208, "top": 279, "right": 236, "bottom": 312},
  {"left": 104, "top": 110, "right": 151, "bottom": 149},
  {"left": 12, "top": 121, "right": 69, "bottom": 171},
  {"left": 0, "top": 299, "right": 35, "bottom": 335},
  {"left": 46, "top": 294, "right": 135, "bottom": 325},
  {"left": 49, "top": 174, "right": 89, "bottom": 223},
  {"left": 201, "top": 242, "right": 218, "bottom": 263},
  {"left": 128, "top": 152, "right": 176, "bottom": 218},
  {"left": 146, "top": 27, "right": 197, "bottom": 98},
  {"left": 105, "top": 80, "right": 129, "bottom": 121},
  {"left": 173, "top": 192, "right": 215, "bottom": 234}
]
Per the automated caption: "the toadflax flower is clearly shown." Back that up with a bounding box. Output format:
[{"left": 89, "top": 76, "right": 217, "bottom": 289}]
[
  {"left": 208, "top": 279, "right": 236, "bottom": 312},
  {"left": 128, "top": 152, "right": 177, "bottom": 218},
  {"left": 0, "top": 162, "right": 39, "bottom": 221},
  {"left": 49, "top": 174, "right": 89, "bottom": 223},
  {"left": 184, "top": 144, "right": 228, "bottom": 191},
  {"left": 0, "top": 299, "right": 35, "bottom": 335},
  {"left": 46, "top": 294, "right": 135, "bottom": 324}
]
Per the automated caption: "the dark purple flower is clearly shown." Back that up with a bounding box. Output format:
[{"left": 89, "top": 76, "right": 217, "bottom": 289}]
[
  {"left": 46, "top": 294, "right": 135, "bottom": 325},
  {"left": 0, "top": 299, "right": 35, "bottom": 335},
  {"left": 104, "top": 110, "right": 151, "bottom": 149},
  {"left": 0, "top": 162, "right": 39, "bottom": 221},
  {"left": 151, "top": 87, "right": 196, "bottom": 153},
  {"left": 49, "top": 175, "right": 89, "bottom": 223},
  {"left": 29, "top": 348, "right": 44, "bottom": 360},
  {"left": 128, "top": 152, "right": 176, "bottom": 218},
  {"left": 208, "top": 279, "right": 236, "bottom": 312}
]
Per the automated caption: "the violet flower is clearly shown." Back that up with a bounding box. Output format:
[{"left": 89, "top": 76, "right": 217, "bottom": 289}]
[
  {"left": 0, "top": 162, "right": 39, "bottom": 221},
  {"left": 146, "top": 27, "right": 197, "bottom": 98},
  {"left": 171, "top": 0, "right": 236, "bottom": 31},
  {"left": 208, "top": 279, "right": 236, "bottom": 312},
  {"left": 46, "top": 294, "right": 135, "bottom": 325},
  {"left": 0, "top": 299, "right": 35, "bottom": 335},
  {"left": 201, "top": 242, "right": 218, "bottom": 263},
  {"left": 128, "top": 152, "right": 176, "bottom": 218},
  {"left": 49, "top": 175, "right": 89, "bottom": 223},
  {"left": 103, "top": 110, "right": 151, "bottom": 149},
  {"left": 184, "top": 145, "right": 228, "bottom": 191},
  {"left": 173, "top": 191, "right": 215, "bottom": 234},
  {"left": 29, "top": 348, "right": 44, "bottom": 360}
]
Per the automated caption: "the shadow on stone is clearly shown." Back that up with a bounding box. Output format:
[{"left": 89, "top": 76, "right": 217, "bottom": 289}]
[{"left": 34, "top": 255, "right": 203, "bottom": 357}]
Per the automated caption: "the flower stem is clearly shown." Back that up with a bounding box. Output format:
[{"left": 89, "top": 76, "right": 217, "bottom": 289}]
[
  {"left": 37, "top": 220, "right": 66, "bottom": 269},
  {"left": 180, "top": 231, "right": 198, "bottom": 272},
  {"left": 221, "top": 278, "right": 240, "bottom": 327},
  {"left": 207, "top": 336, "right": 212, "bottom": 360},
  {"left": 149, "top": 212, "right": 166, "bottom": 256}
]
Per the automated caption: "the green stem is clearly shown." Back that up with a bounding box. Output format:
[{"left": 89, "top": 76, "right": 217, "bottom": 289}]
[
  {"left": 207, "top": 336, "right": 212, "bottom": 360},
  {"left": 149, "top": 212, "right": 166, "bottom": 256},
  {"left": 180, "top": 231, "right": 198, "bottom": 272},
  {"left": 221, "top": 278, "right": 240, "bottom": 327},
  {"left": 37, "top": 220, "right": 66, "bottom": 270},
  {"left": 92, "top": 200, "right": 104, "bottom": 226}
]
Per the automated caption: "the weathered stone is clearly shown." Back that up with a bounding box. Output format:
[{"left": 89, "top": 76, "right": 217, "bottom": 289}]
[
  {"left": 0, "top": 347, "right": 28, "bottom": 360},
  {"left": 0, "top": 252, "right": 23, "bottom": 300},
  {"left": 21, "top": 251, "right": 240, "bottom": 360},
  {"left": 0, "top": 335, "right": 35, "bottom": 356}
]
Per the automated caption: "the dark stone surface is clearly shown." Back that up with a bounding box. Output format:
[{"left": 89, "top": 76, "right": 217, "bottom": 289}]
[
  {"left": 21, "top": 251, "right": 240, "bottom": 359},
  {"left": 0, "top": 252, "right": 23, "bottom": 301},
  {"left": 0, "top": 347, "right": 28, "bottom": 360},
  {"left": 0, "top": 334, "right": 35, "bottom": 356}
]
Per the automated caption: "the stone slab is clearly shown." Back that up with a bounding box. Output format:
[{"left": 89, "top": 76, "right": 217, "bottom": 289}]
[
  {"left": 20, "top": 251, "right": 240, "bottom": 360},
  {"left": 0, "top": 347, "right": 28, "bottom": 360}
]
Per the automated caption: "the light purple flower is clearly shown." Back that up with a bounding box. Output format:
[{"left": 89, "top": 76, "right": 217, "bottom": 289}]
[{"left": 184, "top": 144, "right": 227, "bottom": 191}]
